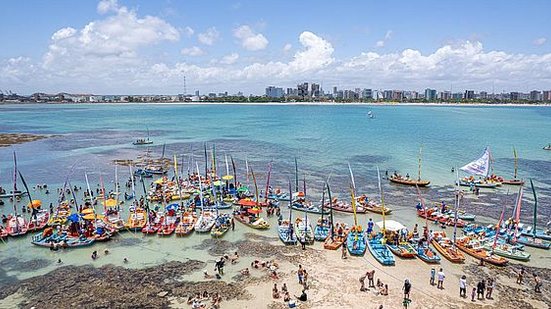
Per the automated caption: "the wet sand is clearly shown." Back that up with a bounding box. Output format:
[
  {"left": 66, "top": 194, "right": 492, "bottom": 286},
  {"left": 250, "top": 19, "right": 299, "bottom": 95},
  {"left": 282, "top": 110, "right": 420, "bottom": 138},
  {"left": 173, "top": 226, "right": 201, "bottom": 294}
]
[{"left": 1, "top": 236, "right": 549, "bottom": 309}]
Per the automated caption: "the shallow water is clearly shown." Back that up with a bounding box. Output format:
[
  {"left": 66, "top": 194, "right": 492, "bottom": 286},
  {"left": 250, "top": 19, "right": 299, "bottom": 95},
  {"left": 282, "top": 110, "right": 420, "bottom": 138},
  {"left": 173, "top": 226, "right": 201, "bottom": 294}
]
[{"left": 1, "top": 103, "right": 550, "bottom": 279}]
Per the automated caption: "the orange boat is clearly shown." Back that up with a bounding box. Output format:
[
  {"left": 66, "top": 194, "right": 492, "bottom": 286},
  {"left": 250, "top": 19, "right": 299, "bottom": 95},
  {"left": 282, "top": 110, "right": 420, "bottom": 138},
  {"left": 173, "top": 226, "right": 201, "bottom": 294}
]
[
  {"left": 430, "top": 231, "right": 465, "bottom": 263},
  {"left": 356, "top": 195, "right": 392, "bottom": 214},
  {"left": 454, "top": 236, "right": 508, "bottom": 266},
  {"left": 324, "top": 223, "right": 349, "bottom": 250},
  {"left": 389, "top": 175, "right": 430, "bottom": 187}
]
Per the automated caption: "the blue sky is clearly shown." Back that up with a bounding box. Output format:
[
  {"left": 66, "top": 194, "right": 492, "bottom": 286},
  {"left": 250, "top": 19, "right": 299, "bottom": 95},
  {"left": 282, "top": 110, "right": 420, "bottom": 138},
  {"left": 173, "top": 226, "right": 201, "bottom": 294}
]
[{"left": 1, "top": 0, "right": 550, "bottom": 94}]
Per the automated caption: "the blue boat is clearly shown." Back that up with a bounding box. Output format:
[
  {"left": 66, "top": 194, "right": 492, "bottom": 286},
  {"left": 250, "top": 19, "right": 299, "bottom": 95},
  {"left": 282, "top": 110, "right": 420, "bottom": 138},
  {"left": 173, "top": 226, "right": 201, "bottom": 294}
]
[
  {"left": 314, "top": 222, "right": 330, "bottom": 241},
  {"left": 412, "top": 243, "right": 441, "bottom": 264},
  {"left": 278, "top": 220, "right": 297, "bottom": 245},
  {"left": 346, "top": 229, "right": 367, "bottom": 256},
  {"left": 134, "top": 169, "right": 153, "bottom": 178},
  {"left": 367, "top": 234, "right": 395, "bottom": 266},
  {"left": 521, "top": 228, "right": 551, "bottom": 242}
]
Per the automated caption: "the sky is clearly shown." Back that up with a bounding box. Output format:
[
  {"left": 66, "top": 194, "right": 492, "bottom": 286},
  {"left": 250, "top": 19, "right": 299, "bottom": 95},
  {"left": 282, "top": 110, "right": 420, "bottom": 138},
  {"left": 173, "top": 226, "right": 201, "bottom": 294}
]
[{"left": 1, "top": 0, "right": 550, "bottom": 95}]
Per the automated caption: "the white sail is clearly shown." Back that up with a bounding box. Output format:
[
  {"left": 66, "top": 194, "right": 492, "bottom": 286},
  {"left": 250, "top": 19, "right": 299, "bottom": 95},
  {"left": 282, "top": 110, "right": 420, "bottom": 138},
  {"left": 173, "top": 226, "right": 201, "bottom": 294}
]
[{"left": 460, "top": 147, "right": 491, "bottom": 177}]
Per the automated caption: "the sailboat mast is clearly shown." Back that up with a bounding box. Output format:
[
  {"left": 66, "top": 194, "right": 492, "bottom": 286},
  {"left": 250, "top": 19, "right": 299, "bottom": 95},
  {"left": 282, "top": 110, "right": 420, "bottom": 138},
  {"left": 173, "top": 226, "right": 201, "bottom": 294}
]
[
  {"left": 530, "top": 179, "right": 538, "bottom": 238},
  {"left": 288, "top": 180, "right": 293, "bottom": 224},
  {"left": 294, "top": 158, "right": 299, "bottom": 192},
  {"left": 418, "top": 146, "right": 423, "bottom": 181},
  {"left": 196, "top": 162, "right": 205, "bottom": 214},
  {"left": 492, "top": 204, "right": 507, "bottom": 252},
  {"left": 84, "top": 171, "right": 98, "bottom": 230},
  {"left": 320, "top": 183, "right": 325, "bottom": 224},
  {"left": 326, "top": 182, "right": 335, "bottom": 240},
  {"left": 452, "top": 169, "right": 460, "bottom": 248},
  {"left": 377, "top": 166, "right": 386, "bottom": 234},
  {"left": 512, "top": 186, "right": 523, "bottom": 241},
  {"left": 513, "top": 147, "right": 518, "bottom": 179},
  {"left": 265, "top": 162, "right": 273, "bottom": 203},
  {"left": 174, "top": 154, "right": 183, "bottom": 208}
]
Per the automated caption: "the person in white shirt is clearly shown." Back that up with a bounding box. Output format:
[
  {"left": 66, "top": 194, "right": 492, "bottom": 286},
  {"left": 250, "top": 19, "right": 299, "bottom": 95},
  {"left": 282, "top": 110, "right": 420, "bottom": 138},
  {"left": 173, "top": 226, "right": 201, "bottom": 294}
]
[
  {"left": 437, "top": 268, "right": 446, "bottom": 289},
  {"left": 459, "top": 275, "right": 467, "bottom": 297}
]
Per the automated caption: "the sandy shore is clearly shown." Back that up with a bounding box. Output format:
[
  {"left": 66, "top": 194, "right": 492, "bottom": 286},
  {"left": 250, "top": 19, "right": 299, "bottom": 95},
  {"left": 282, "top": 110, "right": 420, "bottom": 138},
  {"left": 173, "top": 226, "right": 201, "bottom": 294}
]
[
  {"left": 2, "top": 234, "right": 549, "bottom": 309},
  {"left": 0, "top": 133, "right": 53, "bottom": 147}
]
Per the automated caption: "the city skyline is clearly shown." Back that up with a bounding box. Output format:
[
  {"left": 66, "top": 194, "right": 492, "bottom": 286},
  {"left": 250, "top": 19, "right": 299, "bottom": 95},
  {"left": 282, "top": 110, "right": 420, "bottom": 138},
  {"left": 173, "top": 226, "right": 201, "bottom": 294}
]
[{"left": 1, "top": 0, "right": 551, "bottom": 95}]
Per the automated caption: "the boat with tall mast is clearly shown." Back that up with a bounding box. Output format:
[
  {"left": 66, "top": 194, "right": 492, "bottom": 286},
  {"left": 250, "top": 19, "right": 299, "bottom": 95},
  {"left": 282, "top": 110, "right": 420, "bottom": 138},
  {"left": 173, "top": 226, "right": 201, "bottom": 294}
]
[
  {"left": 366, "top": 167, "right": 395, "bottom": 265},
  {"left": 389, "top": 146, "right": 430, "bottom": 187},
  {"left": 346, "top": 164, "right": 367, "bottom": 256},
  {"left": 278, "top": 180, "right": 297, "bottom": 245},
  {"left": 6, "top": 152, "right": 29, "bottom": 237},
  {"left": 133, "top": 127, "right": 153, "bottom": 145},
  {"left": 501, "top": 147, "right": 524, "bottom": 185},
  {"left": 512, "top": 179, "right": 551, "bottom": 249},
  {"left": 324, "top": 182, "right": 348, "bottom": 250}
]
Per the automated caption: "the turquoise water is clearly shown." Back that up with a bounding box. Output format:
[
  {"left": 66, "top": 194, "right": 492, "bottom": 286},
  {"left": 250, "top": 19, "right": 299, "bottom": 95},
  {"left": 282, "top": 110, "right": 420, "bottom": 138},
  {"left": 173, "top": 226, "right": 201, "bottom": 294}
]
[{"left": 1, "top": 103, "right": 551, "bottom": 280}]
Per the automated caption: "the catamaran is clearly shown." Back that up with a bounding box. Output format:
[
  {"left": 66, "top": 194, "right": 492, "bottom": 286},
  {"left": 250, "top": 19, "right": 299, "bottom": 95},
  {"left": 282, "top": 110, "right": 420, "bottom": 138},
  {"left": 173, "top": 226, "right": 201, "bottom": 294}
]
[
  {"left": 278, "top": 180, "right": 297, "bottom": 245},
  {"left": 500, "top": 147, "right": 524, "bottom": 185},
  {"left": 346, "top": 165, "right": 367, "bottom": 256},
  {"left": 458, "top": 147, "right": 501, "bottom": 188}
]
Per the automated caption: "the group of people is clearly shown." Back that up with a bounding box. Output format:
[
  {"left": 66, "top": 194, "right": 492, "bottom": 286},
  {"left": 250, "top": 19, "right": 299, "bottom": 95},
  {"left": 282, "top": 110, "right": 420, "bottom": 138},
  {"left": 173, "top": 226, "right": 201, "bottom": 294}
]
[
  {"left": 187, "top": 290, "right": 222, "bottom": 309},
  {"left": 359, "top": 270, "right": 389, "bottom": 296},
  {"left": 516, "top": 267, "right": 543, "bottom": 293}
]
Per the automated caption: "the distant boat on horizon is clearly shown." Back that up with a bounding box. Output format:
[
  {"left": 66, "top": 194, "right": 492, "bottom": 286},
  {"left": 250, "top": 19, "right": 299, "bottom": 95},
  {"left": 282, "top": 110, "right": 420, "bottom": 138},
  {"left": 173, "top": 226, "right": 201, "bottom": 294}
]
[
  {"left": 133, "top": 127, "right": 153, "bottom": 145},
  {"left": 367, "top": 110, "right": 374, "bottom": 119}
]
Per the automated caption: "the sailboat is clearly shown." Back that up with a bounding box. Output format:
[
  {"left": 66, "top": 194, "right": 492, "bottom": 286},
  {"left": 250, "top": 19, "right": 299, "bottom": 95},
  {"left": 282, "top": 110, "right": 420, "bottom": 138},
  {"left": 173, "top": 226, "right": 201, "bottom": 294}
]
[
  {"left": 389, "top": 147, "right": 430, "bottom": 186},
  {"left": 278, "top": 180, "right": 297, "bottom": 245},
  {"left": 314, "top": 184, "right": 331, "bottom": 241},
  {"left": 366, "top": 167, "right": 395, "bottom": 265},
  {"left": 458, "top": 147, "right": 501, "bottom": 188},
  {"left": 501, "top": 148, "right": 524, "bottom": 185},
  {"left": 324, "top": 182, "right": 348, "bottom": 250},
  {"left": 294, "top": 177, "right": 315, "bottom": 245},
  {"left": 194, "top": 162, "right": 217, "bottom": 233},
  {"left": 290, "top": 159, "right": 328, "bottom": 215},
  {"left": 543, "top": 144, "right": 551, "bottom": 150},
  {"left": 481, "top": 197, "right": 530, "bottom": 261},
  {"left": 410, "top": 185, "right": 441, "bottom": 264},
  {"left": 6, "top": 153, "right": 29, "bottom": 237},
  {"left": 233, "top": 167, "right": 270, "bottom": 229},
  {"left": 133, "top": 127, "right": 153, "bottom": 145},
  {"left": 513, "top": 179, "right": 551, "bottom": 249},
  {"left": 346, "top": 165, "right": 367, "bottom": 256}
]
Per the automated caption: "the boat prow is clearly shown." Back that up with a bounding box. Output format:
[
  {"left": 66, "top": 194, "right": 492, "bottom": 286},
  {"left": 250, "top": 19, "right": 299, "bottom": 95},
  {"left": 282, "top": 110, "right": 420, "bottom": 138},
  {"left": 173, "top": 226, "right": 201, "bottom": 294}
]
[{"left": 389, "top": 176, "right": 430, "bottom": 187}]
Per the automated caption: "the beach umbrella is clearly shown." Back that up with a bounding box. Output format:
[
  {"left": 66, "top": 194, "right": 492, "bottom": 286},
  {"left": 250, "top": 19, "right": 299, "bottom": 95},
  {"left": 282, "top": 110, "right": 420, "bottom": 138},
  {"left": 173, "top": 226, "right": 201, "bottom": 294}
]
[
  {"left": 376, "top": 220, "right": 405, "bottom": 232},
  {"left": 83, "top": 213, "right": 104, "bottom": 220},
  {"left": 166, "top": 203, "right": 179, "bottom": 211},
  {"left": 238, "top": 199, "right": 257, "bottom": 207},
  {"left": 81, "top": 208, "right": 95, "bottom": 214},
  {"left": 27, "top": 200, "right": 42, "bottom": 209},
  {"left": 67, "top": 213, "right": 81, "bottom": 223},
  {"left": 222, "top": 175, "right": 233, "bottom": 181},
  {"left": 237, "top": 186, "right": 249, "bottom": 193},
  {"left": 247, "top": 207, "right": 262, "bottom": 214},
  {"left": 213, "top": 180, "right": 223, "bottom": 187},
  {"left": 104, "top": 198, "right": 118, "bottom": 208},
  {"left": 154, "top": 178, "right": 164, "bottom": 184}
]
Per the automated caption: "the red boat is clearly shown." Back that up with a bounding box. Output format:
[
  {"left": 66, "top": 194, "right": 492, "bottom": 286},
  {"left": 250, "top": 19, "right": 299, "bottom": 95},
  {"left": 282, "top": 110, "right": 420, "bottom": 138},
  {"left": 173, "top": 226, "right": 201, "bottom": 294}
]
[
  {"left": 6, "top": 215, "right": 29, "bottom": 237},
  {"left": 27, "top": 210, "right": 50, "bottom": 232},
  {"left": 142, "top": 215, "right": 164, "bottom": 234},
  {"left": 0, "top": 225, "right": 8, "bottom": 239},
  {"left": 235, "top": 198, "right": 269, "bottom": 208},
  {"left": 417, "top": 209, "right": 465, "bottom": 228},
  {"left": 325, "top": 198, "right": 366, "bottom": 214},
  {"left": 158, "top": 214, "right": 178, "bottom": 236}
]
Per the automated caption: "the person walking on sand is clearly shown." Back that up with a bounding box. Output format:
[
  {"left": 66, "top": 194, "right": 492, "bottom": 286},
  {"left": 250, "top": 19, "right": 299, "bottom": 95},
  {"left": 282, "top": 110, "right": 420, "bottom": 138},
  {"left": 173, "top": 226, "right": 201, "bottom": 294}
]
[
  {"left": 486, "top": 278, "right": 494, "bottom": 299},
  {"left": 437, "top": 268, "right": 445, "bottom": 289},
  {"left": 341, "top": 242, "right": 347, "bottom": 259},
  {"left": 534, "top": 274, "right": 542, "bottom": 293},
  {"left": 517, "top": 267, "right": 525, "bottom": 284},
  {"left": 476, "top": 281, "right": 484, "bottom": 300},
  {"left": 297, "top": 265, "right": 304, "bottom": 285},
  {"left": 459, "top": 275, "right": 467, "bottom": 298},
  {"left": 367, "top": 270, "right": 375, "bottom": 288},
  {"left": 359, "top": 272, "right": 367, "bottom": 291},
  {"left": 430, "top": 268, "right": 436, "bottom": 286},
  {"left": 402, "top": 279, "right": 411, "bottom": 300},
  {"left": 471, "top": 286, "right": 476, "bottom": 302}
]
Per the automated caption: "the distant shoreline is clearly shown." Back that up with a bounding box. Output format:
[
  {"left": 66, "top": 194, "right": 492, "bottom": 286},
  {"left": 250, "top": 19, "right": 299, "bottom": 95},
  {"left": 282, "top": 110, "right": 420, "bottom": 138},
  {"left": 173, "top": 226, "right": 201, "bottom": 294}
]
[{"left": 1, "top": 101, "right": 551, "bottom": 107}]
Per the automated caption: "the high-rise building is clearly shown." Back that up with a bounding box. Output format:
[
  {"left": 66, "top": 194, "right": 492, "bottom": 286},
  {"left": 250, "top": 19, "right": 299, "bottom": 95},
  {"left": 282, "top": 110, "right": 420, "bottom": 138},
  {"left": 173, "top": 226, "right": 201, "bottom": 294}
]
[
  {"left": 543, "top": 91, "right": 551, "bottom": 101},
  {"left": 424, "top": 88, "right": 437, "bottom": 101},
  {"left": 479, "top": 91, "right": 488, "bottom": 99},
  {"left": 464, "top": 90, "right": 475, "bottom": 100},
  {"left": 510, "top": 92, "right": 520, "bottom": 101},
  {"left": 529, "top": 90, "right": 542, "bottom": 101},
  {"left": 333, "top": 86, "right": 338, "bottom": 95},
  {"left": 298, "top": 83, "right": 309, "bottom": 97},
  {"left": 439, "top": 91, "right": 452, "bottom": 100},
  {"left": 311, "top": 83, "right": 320, "bottom": 97},
  {"left": 383, "top": 90, "right": 393, "bottom": 100},
  {"left": 362, "top": 89, "right": 373, "bottom": 99},
  {"left": 266, "top": 86, "right": 284, "bottom": 98},
  {"left": 195, "top": 90, "right": 200, "bottom": 97}
]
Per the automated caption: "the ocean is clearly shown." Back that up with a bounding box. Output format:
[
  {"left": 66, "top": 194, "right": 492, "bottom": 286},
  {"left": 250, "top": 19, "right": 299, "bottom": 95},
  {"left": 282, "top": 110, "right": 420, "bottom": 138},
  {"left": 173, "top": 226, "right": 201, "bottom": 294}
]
[{"left": 1, "top": 103, "right": 550, "bottom": 281}]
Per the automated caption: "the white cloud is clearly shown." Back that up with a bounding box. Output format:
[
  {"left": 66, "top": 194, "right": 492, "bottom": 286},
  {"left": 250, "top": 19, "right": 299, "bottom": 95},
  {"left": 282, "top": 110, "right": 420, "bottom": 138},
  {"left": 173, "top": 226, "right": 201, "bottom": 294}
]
[
  {"left": 375, "top": 30, "right": 393, "bottom": 48},
  {"left": 220, "top": 53, "right": 239, "bottom": 64},
  {"left": 43, "top": 3, "right": 179, "bottom": 70},
  {"left": 51, "top": 27, "right": 76, "bottom": 41},
  {"left": 97, "top": 0, "right": 119, "bottom": 14},
  {"left": 533, "top": 37, "right": 547, "bottom": 46},
  {"left": 183, "top": 26, "right": 194, "bottom": 37},
  {"left": 283, "top": 43, "right": 292, "bottom": 52},
  {"left": 181, "top": 46, "right": 204, "bottom": 56},
  {"left": 233, "top": 25, "right": 268, "bottom": 51},
  {"left": 198, "top": 27, "right": 219, "bottom": 45}
]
